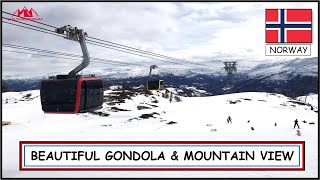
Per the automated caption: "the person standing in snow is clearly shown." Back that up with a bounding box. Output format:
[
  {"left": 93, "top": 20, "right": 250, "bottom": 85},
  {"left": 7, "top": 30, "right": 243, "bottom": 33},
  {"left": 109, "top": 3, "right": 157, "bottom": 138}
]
[
  {"left": 169, "top": 92, "right": 173, "bottom": 103},
  {"left": 227, "top": 116, "right": 232, "bottom": 124},
  {"left": 294, "top": 119, "right": 300, "bottom": 129}
]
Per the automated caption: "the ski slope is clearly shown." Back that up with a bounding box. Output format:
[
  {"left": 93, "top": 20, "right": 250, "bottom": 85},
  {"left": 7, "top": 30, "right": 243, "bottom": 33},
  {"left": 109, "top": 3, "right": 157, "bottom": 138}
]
[
  {"left": 296, "top": 94, "right": 318, "bottom": 108},
  {"left": 2, "top": 90, "right": 318, "bottom": 178}
]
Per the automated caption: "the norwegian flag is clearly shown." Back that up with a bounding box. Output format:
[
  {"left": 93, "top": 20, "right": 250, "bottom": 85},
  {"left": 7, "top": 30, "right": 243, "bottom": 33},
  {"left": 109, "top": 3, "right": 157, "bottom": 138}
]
[{"left": 265, "top": 9, "right": 312, "bottom": 43}]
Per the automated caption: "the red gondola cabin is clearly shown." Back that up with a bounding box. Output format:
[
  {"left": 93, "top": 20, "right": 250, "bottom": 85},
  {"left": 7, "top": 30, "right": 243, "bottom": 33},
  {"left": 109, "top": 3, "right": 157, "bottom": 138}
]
[{"left": 40, "top": 75, "right": 103, "bottom": 113}]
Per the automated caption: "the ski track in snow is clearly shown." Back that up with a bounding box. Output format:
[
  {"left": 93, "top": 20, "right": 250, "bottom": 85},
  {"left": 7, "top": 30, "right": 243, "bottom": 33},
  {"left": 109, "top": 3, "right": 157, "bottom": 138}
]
[{"left": 2, "top": 90, "right": 318, "bottom": 178}]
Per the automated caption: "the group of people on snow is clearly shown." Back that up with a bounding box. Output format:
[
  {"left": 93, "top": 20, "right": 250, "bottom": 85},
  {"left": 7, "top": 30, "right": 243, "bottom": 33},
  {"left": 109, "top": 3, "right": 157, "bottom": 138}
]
[{"left": 225, "top": 116, "right": 302, "bottom": 135}]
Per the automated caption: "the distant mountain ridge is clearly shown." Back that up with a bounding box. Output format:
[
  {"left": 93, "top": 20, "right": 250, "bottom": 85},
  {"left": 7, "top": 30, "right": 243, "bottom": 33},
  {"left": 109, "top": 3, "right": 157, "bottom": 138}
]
[{"left": 2, "top": 57, "right": 318, "bottom": 97}]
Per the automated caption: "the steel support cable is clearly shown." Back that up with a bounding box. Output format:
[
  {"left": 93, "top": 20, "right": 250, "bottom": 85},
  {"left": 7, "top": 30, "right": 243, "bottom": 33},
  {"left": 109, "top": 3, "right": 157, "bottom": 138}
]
[
  {"left": 3, "top": 49, "right": 82, "bottom": 61},
  {"left": 86, "top": 40, "right": 202, "bottom": 68},
  {"left": 91, "top": 57, "right": 145, "bottom": 67},
  {"left": 87, "top": 36, "right": 209, "bottom": 67},
  {"left": 87, "top": 40, "right": 184, "bottom": 65},
  {"left": 3, "top": 44, "right": 146, "bottom": 67},
  {"left": 2, "top": 10, "right": 210, "bottom": 68},
  {"left": 3, "top": 11, "right": 225, "bottom": 68},
  {"left": 88, "top": 36, "right": 207, "bottom": 66},
  {"left": 87, "top": 38, "right": 211, "bottom": 67},
  {"left": 2, "top": 16, "right": 57, "bottom": 33},
  {"left": 3, "top": 43, "right": 82, "bottom": 58},
  {"left": 2, "top": 17, "right": 206, "bottom": 69},
  {"left": 2, "top": 49, "right": 138, "bottom": 67},
  {"left": 2, "top": 22, "right": 174, "bottom": 67},
  {"left": 3, "top": 13, "right": 203, "bottom": 67},
  {"left": 2, "top": 21, "right": 64, "bottom": 38}
]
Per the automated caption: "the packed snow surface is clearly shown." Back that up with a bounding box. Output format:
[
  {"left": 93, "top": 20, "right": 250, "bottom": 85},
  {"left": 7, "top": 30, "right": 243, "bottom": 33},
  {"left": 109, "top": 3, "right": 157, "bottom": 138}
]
[
  {"left": 296, "top": 94, "right": 318, "bottom": 108},
  {"left": 2, "top": 90, "right": 318, "bottom": 178}
]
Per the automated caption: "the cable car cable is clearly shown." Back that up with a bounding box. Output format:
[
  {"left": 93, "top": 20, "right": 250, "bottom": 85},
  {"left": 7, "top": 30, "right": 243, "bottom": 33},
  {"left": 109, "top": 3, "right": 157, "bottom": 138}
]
[
  {"left": 2, "top": 21, "right": 64, "bottom": 38},
  {"left": 2, "top": 10, "right": 208, "bottom": 67},
  {"left": 3, "top": 43, "right": 147, "bottom": 67},
  {"left": 3, "top": 19, "right": 205, "bottom": 68},
  {"left": 2, "top": 49, "right": 83, "bottom": 61},
  {"left": 2, "top": 17, "right": 57, "bottom": 33},
  {"left": 3, "top": 12, "right": 213, "bottom": 68},
  {"left": 3, "top": 13, "right": 216, "bottom": 69},
  {"left": 3, "top": 45, "right": 147, "bottom": 67},
  {"left": 3, "top": 43, "right": 82, "bottom": 58},
  {"left": 87, "top": 41, "right": 184, "bottom": 65},
  {"left": 87, "top": 36, "right": 210, "bottom": 67},
  {"left": 86, "top": 40, "right": 204, "bottom": 68},
  {"left": 2, "top": 49, "right": 139, "bottom": 67}
]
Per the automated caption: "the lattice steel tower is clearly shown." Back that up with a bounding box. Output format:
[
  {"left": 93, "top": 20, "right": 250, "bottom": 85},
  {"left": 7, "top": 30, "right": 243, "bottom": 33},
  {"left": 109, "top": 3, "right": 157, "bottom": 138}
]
[{"left": 223, "top": 61, "right": 237, "bottom": 90}]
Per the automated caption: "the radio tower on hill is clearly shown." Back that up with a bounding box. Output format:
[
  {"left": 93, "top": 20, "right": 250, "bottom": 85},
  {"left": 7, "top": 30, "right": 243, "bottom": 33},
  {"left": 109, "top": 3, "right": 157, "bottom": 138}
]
[{"left": 223, "top": 61, "right": 237, "bottom": 91}]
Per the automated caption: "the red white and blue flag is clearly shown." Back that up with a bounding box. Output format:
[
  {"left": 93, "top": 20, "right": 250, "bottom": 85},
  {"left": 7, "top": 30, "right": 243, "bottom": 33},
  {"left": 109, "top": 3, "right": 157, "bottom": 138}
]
[{"left": 265, "top": 9, "right": 312, "bottom": 43}]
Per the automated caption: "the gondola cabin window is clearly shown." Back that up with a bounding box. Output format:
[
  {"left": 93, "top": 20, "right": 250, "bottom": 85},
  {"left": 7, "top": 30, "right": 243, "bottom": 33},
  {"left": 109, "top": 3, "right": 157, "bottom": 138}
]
[{"left": 147, "top": 80, "right": 164, "bottom": 91}]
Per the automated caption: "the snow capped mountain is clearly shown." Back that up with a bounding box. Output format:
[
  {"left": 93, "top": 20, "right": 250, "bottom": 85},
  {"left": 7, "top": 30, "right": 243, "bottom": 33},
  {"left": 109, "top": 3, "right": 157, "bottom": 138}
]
[
  {"left": 3, "top": 57, "right": 317, "bottom": 80},
  {"left": 2, "top": 57, "right": 318, "bottom": 98},
  {"left": 246, "top": 57, "right": 317, "bottom": 80},
  {"left": 96, "top": 57, "right": 318, "bottom": 81},
  {"left": 2, "top": 89, "right": 318, "bottom": 178}
]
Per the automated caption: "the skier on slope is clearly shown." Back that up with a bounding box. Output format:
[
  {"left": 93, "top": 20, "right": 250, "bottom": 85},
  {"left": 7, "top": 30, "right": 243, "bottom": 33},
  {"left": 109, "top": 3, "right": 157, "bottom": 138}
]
[
  {"left": 227, "top": 116, "right": 232, "bottom": 124},
  {"left": 169, "top": 92, "right": 173, "bottom": 103},
  {"left": 294, "top": 119, "right": 300, "bottom": 129}
]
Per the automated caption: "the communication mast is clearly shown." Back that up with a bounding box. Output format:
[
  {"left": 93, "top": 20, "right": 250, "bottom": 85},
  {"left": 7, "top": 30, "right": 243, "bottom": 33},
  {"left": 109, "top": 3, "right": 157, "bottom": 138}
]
[{"left": 223, "top": 61, "right": 237, "bottom": 90}]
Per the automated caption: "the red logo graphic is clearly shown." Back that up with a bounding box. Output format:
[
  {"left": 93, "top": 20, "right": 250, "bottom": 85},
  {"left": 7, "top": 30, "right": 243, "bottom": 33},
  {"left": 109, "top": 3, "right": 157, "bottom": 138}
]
[
  {"left": 265, "top": 9, "right": 312, "bottom": 43},
  {"left": 8, "top": 6, "right": 43, "bottom": 21}
]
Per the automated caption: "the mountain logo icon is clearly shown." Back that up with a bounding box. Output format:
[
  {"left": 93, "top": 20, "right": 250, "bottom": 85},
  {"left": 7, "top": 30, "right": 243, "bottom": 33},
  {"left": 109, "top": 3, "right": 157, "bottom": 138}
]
[
  {"left": 13, "top": 6, "right": 39, "bottom": 17},
  {"left": 9, "top": 6, "right": 43, "bottom": 21}
]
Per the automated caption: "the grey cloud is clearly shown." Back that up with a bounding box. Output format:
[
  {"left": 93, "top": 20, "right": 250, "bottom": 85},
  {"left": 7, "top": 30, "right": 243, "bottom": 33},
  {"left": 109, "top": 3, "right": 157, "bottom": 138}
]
[
  {"left": 3, "top": 2, "right": 306, "bottom": 78},
  {"left": 176, "top": 4, "right": 247, "bottom": 24}
]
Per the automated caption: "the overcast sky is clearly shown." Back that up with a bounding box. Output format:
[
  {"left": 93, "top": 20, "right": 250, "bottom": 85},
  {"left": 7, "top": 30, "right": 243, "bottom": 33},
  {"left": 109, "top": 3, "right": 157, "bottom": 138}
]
[{"left": 2, "top": 2, "right": 318, "bottom": 78}]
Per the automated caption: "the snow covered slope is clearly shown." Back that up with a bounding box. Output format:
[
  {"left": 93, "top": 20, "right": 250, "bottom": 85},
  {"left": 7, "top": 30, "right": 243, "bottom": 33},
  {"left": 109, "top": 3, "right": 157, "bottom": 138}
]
[
  {"left": 2, "top": 90, "right": 318, "bottom": 178},
  {"left": 246, "top": 57, "right": 317, "bottom": 80},
  {"left": 296, "top": 94, "right": 318, "bottom": 108}
]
